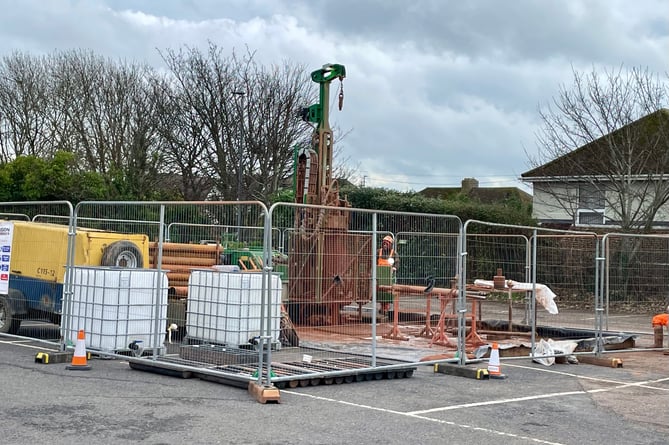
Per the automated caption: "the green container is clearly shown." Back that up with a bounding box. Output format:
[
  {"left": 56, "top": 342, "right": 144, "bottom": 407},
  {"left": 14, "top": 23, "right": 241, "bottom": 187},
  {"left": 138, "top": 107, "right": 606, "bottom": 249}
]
[
  {"left": 224, "top": 248, "right": 263, "bottom": 269},
  {"left": 274, "top": 263, "right": 288, "bottom": 281}
]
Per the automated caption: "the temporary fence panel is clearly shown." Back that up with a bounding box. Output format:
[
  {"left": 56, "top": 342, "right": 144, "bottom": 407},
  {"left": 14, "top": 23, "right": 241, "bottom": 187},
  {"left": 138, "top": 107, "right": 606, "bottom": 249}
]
[
  {"left": 461, "top": 232, "right": 540, "bottom": 363},
  {"left": 65, "top": 201, "right": 277, "bottom": 385},
  {"left": 602, "top": 233, "right": 669, "bottom": 350},
  {"left": 8, "top": 198, "right": 665, "bottom": 388},
  {"left": 0, "top": 201, "right": 73, "bottom": 344},
  {"left": 462, "top": 220, "right": 600, "bottom": 364},
  {"left": 532, "top": 234, "right": 600, "bottom": 333},
  {"left": 265, "top": 202, "right": 463, "bottom": 385}
]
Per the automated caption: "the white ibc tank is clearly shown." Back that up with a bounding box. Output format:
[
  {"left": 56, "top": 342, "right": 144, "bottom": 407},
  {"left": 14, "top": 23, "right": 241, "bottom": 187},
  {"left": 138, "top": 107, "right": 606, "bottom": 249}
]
[
  {"left": 67, "top": 267, "right": 168, "bottom": 353},
  {"left": 186, "top": 270, "right": 282, "bottom": 348}
]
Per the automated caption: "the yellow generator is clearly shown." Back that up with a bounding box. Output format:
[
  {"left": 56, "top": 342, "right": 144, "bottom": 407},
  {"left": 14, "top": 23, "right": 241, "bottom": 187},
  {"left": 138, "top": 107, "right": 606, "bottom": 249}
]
[{"left": 0, "top": 221, "right": 150, "bottom": 334}]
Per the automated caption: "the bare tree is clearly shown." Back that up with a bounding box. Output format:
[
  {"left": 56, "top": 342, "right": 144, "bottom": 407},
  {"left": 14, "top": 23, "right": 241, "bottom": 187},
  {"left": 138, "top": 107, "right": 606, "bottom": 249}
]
[
  {"left": 151, "top": 74, "right": 214, "bottom": 200},
  {"left": 159, "top": 44, "right": 240, "bottom": 200},
  {"left": 526, "top": 66, "right": 669, "bottom": 232},
  {"left": 160, "top": 43, "right": 315, "bottom": 203},
  {"left": 0, "top": 52, "right": 52, "bottom": 161},
  {"left": 243, "top": 57, "right": 317, "bottom": 201},
  {"left": 0, "top": 46, "right": 351, "bottom": 203},
  {"left": 53, "top": 50, "right": 163, "bottom": 197},
  {"left": 0, "top": 50, "right": 165, "bottom": 198}
]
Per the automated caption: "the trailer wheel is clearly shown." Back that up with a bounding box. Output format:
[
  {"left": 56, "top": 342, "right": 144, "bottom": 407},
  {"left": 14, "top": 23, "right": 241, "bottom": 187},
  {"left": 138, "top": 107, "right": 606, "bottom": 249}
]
[
  {"left": 0, "top": 294, "right": 21, "bottom": 334},
  {"left": 101, "top": 241, "right": 144, "bottom": 268}
]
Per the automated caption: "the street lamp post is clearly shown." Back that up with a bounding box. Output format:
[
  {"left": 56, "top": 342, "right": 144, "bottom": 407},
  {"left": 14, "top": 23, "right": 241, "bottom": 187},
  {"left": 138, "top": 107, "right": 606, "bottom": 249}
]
[
  {"left": 233, "top": 91, "right": 245, "bottom": 202},
  {"left": 233, "top": 91, "right": 245, "bottom": 241}
]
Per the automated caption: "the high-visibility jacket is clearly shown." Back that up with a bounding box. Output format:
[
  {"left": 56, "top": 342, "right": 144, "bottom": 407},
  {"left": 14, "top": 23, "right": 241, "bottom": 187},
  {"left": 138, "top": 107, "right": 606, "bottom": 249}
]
[{"left": 377, "top": 248, "right": 396, "bottom": 267}]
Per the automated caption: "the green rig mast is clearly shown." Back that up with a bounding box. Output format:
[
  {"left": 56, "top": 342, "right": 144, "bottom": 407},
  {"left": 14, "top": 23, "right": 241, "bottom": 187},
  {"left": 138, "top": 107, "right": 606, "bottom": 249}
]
[{"left": 296, "top": 63, "right": 346, "bottom": 205}]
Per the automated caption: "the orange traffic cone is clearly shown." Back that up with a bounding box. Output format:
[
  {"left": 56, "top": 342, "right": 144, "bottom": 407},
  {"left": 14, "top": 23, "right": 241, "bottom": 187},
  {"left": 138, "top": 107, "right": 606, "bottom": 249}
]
[
  {"left": 66, "top": 329, "right": 91, "bottom": 371},
  {"left": 488, "top": 342, "right": 506, "bottom": 379}
]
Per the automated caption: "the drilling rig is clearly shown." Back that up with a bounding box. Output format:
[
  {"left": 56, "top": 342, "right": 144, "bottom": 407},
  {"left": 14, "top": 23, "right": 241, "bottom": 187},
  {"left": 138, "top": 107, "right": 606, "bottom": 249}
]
[
  {"left": 288, "top": 64, "right": 373, "bottom": 325},
  {"left": 295, "top": 63, "right": 347, "bottom": 210}
]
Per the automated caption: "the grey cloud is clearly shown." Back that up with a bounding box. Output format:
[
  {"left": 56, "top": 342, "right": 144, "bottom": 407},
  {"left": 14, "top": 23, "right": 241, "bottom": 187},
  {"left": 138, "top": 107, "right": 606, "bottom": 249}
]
[
  {"left": 0, "top": 0, "right": 666, "bottom": 193},
  {"left": 274, "top": 0, "right": 668, "bottom": 69}
]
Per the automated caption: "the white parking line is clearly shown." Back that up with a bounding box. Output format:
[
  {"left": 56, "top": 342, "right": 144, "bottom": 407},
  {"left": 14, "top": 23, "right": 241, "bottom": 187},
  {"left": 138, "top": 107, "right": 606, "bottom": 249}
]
[
  {"left": 409, "top": 375, "right": 669, "bottom": 416},
  {"left": 283, "top": 364, "right": 669, "bottom": 445},
  {"left": 283, "top": 389, "right": 566, "bottom": 445},
  {"left": 0, "top": 338, "right": 33, "bottom": 344},
  {"left": 0, "top": 338, "right": 59, "bottom": 350},
  {"left": 0, "top": 339, "right": 56, "bottom": 350},
  {"left": 409, "top": 390, "right": 584, "bottom": 415},
  {"left": 505, "top": 363, "right": 669, "bottom": 391}
]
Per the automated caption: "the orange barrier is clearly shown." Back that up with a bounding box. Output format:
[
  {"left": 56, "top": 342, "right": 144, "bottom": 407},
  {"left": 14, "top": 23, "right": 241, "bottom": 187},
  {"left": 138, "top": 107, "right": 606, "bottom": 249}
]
[{"left": 652, "top": 313, "right": 668, "bottom": 327}]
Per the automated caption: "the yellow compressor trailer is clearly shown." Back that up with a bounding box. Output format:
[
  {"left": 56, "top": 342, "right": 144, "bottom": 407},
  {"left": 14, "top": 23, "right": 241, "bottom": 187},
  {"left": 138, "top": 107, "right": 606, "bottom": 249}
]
[{"left": 0, "top": 221, "right": 150, "bottom": 334}]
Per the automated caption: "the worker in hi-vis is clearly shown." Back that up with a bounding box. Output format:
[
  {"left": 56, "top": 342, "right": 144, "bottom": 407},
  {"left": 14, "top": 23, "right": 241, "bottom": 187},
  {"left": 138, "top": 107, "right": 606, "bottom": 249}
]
[
  {"left": 377, "top": 235, "right": 399, "bottom": 272},
  {"left": 377, "top": 235, "right": 399, "bottom": 313}
]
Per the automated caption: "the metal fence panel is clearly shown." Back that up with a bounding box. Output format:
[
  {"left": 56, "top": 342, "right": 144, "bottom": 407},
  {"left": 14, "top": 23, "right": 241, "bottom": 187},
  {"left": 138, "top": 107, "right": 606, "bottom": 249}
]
[
  {"left": 532, "top": 234, "right": 600, "bottom": 330},
  {"left": 5, "top": 199, "right": 665, "bottom": 388},
  {"left": 462, "top": 220, "right": 601, "bottom": 363},
  {"left": 602, "top": 233, "right": 669, "bottom": 350},
  {"left": 0, "top": 201, "right": 73, "bottom": 344},
  {"left": 63, "top": 201, "right": 271, "bottom": 385},
  {"left": 265, "top": 202, "right": 463, "bottom": 385}
]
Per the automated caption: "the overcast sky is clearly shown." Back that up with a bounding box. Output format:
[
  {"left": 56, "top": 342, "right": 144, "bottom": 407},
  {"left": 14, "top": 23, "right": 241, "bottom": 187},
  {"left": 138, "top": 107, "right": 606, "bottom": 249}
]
[{"left": 1, "top": 0, "right": 667, "bottom": 193}]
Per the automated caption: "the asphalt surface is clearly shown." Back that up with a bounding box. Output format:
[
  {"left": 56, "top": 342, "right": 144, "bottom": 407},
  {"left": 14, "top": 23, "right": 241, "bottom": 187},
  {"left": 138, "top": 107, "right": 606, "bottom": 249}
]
[{"left": 1, "top": 335, "right": 668, "bottom": 445}]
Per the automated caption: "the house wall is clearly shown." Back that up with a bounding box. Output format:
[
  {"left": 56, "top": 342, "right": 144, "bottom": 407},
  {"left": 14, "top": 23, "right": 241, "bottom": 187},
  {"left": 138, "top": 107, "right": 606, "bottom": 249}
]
[
  {"left": 655, "top": 201, "right": 669, "bottom": 221},
  {"left": 532, "top": 181, "right": 669, "bottom": 227},
  {"left": 600, "top": 183, "right": 669, "bottom": 224},
  {"left": 531, "top": 183, "right": 575, "bottom": 222},
  {"left": 617, "top": 183, "right": 669, "bottom": 223}
]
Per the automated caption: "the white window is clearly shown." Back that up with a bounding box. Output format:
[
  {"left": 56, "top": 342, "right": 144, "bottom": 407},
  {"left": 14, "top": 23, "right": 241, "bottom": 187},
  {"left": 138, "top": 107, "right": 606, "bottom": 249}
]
[{"left": 576, "top": 209, "right": 605, "bottom": 225}]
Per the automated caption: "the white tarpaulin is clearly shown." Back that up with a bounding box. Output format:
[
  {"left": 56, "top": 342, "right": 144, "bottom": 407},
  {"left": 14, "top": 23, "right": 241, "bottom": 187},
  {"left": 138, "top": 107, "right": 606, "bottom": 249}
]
[
  {"left": 473, "top": 279, "right": 559, "bottom": 315},
  {"left": 531, "top": 338, "right": 579, "bottom": 366}
]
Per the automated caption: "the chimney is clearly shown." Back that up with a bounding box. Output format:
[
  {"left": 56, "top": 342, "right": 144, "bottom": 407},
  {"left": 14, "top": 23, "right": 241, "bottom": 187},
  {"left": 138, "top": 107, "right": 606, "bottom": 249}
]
[{"left": 461, "top": 178, "right": 479, "bottom": 194}]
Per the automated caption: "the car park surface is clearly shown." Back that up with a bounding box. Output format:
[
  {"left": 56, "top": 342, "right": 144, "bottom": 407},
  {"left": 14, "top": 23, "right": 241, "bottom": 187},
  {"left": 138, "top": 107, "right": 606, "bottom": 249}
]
[{"left": 1, "top": 335, "right": 667, "bottom": 445}]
